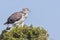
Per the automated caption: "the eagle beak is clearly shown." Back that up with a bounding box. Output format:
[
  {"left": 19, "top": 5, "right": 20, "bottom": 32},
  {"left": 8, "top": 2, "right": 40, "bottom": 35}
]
[{"left": 29, "top": 10, "right": 32, "bottom": 13}]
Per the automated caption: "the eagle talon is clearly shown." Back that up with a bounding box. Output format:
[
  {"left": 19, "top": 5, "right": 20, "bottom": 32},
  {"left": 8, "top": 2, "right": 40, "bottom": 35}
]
[{"left": 6, "top": 27, "right": 11, "bottom": 30}]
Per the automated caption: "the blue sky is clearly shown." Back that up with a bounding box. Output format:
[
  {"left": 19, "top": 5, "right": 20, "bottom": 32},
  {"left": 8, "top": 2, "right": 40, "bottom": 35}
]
[{"left": 0, "top": 0, "right": 60, "bottom": 40}]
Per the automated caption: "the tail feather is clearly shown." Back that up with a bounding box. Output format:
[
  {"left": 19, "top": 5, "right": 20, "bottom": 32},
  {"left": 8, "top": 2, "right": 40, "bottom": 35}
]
[{"left": 4, "top": 22, "right": 8, "bottom": 25}]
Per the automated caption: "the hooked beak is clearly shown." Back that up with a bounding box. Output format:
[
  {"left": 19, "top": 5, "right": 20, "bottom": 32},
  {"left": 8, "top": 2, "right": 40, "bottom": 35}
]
[{"left": 29, "top": 10, "right": 32, "bottom": 13}]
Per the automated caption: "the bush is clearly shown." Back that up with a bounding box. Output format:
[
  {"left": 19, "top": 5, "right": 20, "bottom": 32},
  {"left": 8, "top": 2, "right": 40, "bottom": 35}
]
[{"left": 0, "top": 24, "right": 49, "bottom": 40}]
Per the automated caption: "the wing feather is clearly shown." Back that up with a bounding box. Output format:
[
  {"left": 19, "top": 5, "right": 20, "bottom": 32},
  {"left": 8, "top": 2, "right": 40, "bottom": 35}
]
[{"left": 7, "top": 12, "right": 22, "bottom": 24}]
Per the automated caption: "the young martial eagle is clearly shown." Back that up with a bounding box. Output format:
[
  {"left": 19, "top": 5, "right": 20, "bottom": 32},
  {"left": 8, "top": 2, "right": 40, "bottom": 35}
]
[{"left": 4, "top": 8, "right": 30, "bottom": 28}]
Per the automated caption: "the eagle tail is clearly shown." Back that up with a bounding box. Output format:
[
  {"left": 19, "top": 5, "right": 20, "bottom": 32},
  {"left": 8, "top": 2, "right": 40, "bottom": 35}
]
[{"left": 4, "top": 22, "right": 8, "bottom": 25}]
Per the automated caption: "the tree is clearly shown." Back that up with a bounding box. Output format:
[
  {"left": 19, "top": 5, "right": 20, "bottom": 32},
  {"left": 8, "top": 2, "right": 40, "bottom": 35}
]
[{"left": 0, "top": 24, "right": 49, "bottom": 40}]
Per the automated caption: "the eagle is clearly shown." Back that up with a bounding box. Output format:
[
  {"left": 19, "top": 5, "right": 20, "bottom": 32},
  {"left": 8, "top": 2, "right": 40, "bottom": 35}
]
[{"left": 4, "top": 8, "right": 30, "bottom": 31}]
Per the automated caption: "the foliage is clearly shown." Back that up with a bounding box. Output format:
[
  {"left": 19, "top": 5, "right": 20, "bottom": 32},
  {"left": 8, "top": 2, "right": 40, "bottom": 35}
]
[{"left": 0, "top": 24, "right": 49, "bottom": 40}]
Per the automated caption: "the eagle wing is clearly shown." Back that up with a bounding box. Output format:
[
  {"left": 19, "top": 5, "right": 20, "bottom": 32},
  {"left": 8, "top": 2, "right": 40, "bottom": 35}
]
[{"left": 5, "top": 12, "right": 22, "bottom": 24}]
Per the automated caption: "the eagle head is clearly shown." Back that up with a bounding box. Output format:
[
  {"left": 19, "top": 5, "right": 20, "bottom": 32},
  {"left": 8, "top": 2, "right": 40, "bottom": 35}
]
[{"left": 22, "top": 8, "right": 30, "bottom": 13}]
